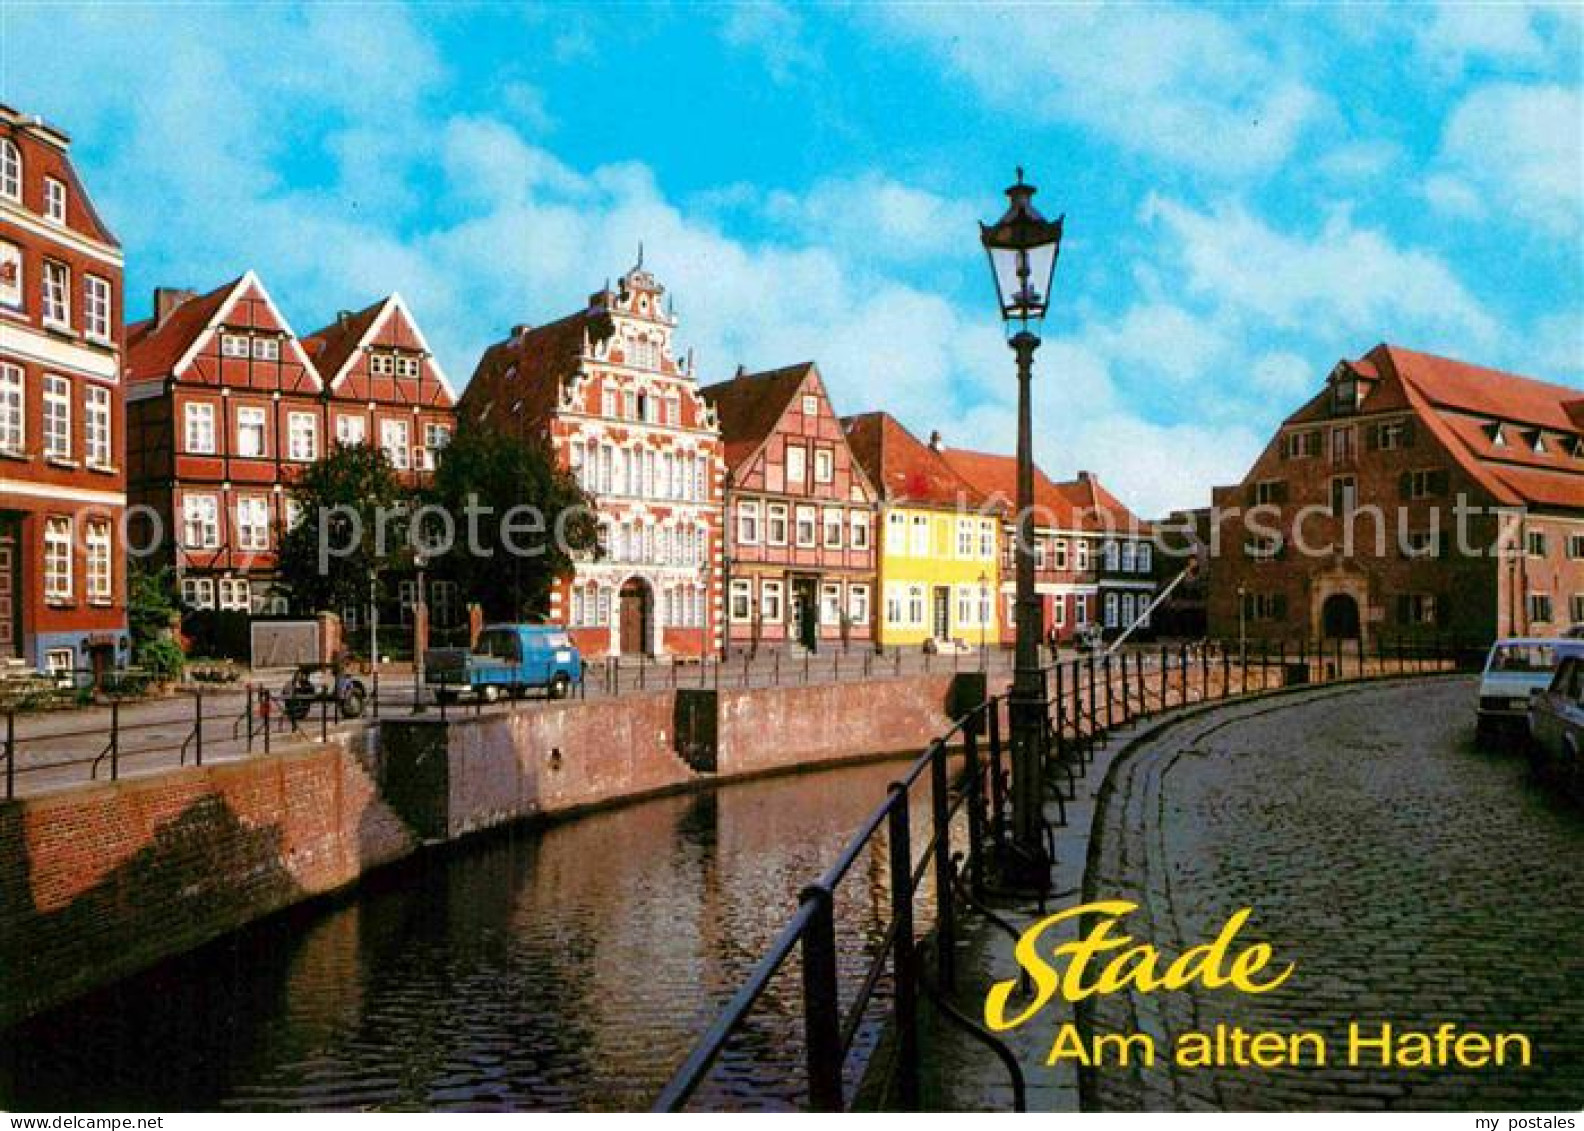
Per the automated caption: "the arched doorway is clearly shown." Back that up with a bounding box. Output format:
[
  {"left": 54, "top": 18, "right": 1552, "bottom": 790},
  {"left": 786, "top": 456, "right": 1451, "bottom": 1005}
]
[
  {"left": 618, "top": 578, "right": 651, "bottom": 656},
  {"left": 1321, "top": 593, "right": 1360, "bottom": 639}
]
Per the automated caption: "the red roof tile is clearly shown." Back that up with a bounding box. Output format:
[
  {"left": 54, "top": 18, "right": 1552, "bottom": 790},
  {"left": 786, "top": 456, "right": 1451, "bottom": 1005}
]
[
  {"left": 302, "top": 298, "right": 386, "bottom": 385},
  {"left": 938, "top": 446, "right": 1078, "bottom": 528},
  {"left": 700, "top": 363, "right": 816, "bottom": 471},
  {"left": 1379, "top": 343, "right": 1581, "bottom": 432},
  {"left": 842, "top": 413, "right": 992, "bottom": 511},
  {"left": 461, "top": 308, "right": 614, "bottom": 436},
  {"left": 125, "top": 276, "right": 242, "bottom": 383}
]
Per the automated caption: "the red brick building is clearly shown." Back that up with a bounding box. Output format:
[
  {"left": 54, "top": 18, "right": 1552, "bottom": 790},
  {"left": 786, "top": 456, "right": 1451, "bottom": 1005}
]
[
  {"left": 127, "top": 275, "right": 455, "bottom": 621},
  {"left": 703, "top": 362, "right": 878, "bottom": 653},
  {"left": 460, "top": 260, "right": 723, "bottom": 658},
  {"left": 1210, "top": 343, "right": 1584, "bottom": 645},
  {"left": 0, "top": 104, "right": 127, "bottom": 675}
]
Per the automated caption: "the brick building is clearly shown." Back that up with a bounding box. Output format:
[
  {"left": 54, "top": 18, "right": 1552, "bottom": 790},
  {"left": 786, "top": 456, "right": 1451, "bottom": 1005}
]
[
  {"left": 1209, "top": 343, "right": 1584, "bottom": 645},
  {"left": 843, "top": 413, "right": 1001, "bottom": 650},
  {"left": 127, "top": 275, "right": 456, "bottom": 622},
  {"left": 460, "top": 260, "right": 723, "bottom": 658},
  {"left": 0, "top": 104, "right": 128, "bottom": 674},
  {"left": 703, "top": 362, "right": 878, "bottom": 653}
]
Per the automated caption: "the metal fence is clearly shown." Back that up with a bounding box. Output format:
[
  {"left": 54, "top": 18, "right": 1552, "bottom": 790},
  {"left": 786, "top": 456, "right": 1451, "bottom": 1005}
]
[{"left": 652, "top": 633, "right": 1468, "bottom": 1111}]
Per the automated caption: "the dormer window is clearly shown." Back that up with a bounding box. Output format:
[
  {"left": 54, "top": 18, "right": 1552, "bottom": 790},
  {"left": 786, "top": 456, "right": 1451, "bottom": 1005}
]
[
  {"left": 43, "top": 177, "right": 65, "bottom": 224},
  {"left": 0, "top": 140, "right": 18, "bottom": 202},
  {"left": 1487, "top": 423, "right": 1507, "bottom": 448},
  {"left": 1528, "top": 430, "right": 1548, "bottom": 454},
  {"left": 1570, "top": 437, "right": 1584, "bottom": 459},
  {"left": 1332, "top": 376, "right": 1359, "bottom": 414}
]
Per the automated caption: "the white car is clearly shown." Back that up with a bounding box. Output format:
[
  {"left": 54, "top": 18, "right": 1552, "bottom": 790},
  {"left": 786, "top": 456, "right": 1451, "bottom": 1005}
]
[{"left": 1476, "top": 638, "right": 1567, "bottom": 740}]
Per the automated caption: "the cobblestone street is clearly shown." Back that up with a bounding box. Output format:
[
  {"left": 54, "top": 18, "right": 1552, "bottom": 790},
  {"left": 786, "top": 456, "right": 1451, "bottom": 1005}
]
[{"left": 1085, "top": 677, "right": 1584, "bottom": 1111}]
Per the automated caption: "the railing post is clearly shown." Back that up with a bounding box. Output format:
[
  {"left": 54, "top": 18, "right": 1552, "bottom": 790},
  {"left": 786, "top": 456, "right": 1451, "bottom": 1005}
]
[
  {"left": 1133, "top": 651, "right": 1144, "bottom": 717},
  {"left": 1119, "top": 651, "right": 1131, "bottom": 723},
  {"left": 245, "top": 684, "right": 255, "bottom": 754},
  {"left": 109, "top": 699, "right": 119, "bottom": 781},
  {"left": 1158, "top": 644, "right": 1168, "bottom": 712},
  {"left": 987, "top": 700, "right": 1007, "bottom": 851},
  {"left": 886, "top": 788, "right": 919, "bottom": 1110},
  {"left": 320, "top": 695, "right": 330, "bottom": 744},
  {"left": 262, "top": 690, "right": 272, "bottom": 755},
  {"left": 930, "top": 742, "right": 956, "bottom": 989},
  {"left": 1177, "top": 644, "right": 1188, "bottom": 709},
  {"left": 799, "top": 884, "right": 844, "bottom": 1113},
  {"left": 964, "top": 710, "right": 986, "bottom": 901},
  {"left": 194, "top": 688, "right": 204, "bottom": 767},
  {"left": 1201, "top": 644, "right": 1210, "bottom": 703},
  {"left": 1053, "top": 662, "right": 1067, "bottom": 766},
  {"left": 4, "top": 710, "right": 13, "bottom": 801},
  {"left": 1087, "top": 655, "right": 1099, "bottom": 748},
  {"left": 1102, "top": 654, "right": 1114, "bottom": 731},
  {"left": 1221, "top": 645, "right": 1230, "bottom": 699}
]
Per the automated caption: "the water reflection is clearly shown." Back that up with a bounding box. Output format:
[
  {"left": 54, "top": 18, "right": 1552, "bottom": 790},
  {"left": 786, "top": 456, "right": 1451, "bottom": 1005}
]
[{"left": 0, "top": 758, "right": 935, "bottom": 1112}]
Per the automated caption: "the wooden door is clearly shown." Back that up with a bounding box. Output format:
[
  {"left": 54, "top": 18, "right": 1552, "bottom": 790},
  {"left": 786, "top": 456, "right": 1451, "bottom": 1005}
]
[
  {"left": 932, "top": 586, "right": 950, "bottom": 640},
  {"left": 620, "top": 580, "right": 648, "bottom": 656},
  {"left": 0, "top": 533, "right": 15, "bottom": 660}
]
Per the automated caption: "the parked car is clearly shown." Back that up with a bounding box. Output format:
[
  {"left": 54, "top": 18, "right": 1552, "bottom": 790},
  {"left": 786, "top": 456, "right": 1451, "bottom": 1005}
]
[
  {"left": 425, "top": 624, "right": 583, "bottom": 704},
  {"left": 282, "top": 662, "right": 367, "bottom": 723},
  {"left": 1527, "top": 648, "right": 1584, "bottom": 801},
  {"left": 1475, "top": 638, "right": 1570, "bottom": 741}
]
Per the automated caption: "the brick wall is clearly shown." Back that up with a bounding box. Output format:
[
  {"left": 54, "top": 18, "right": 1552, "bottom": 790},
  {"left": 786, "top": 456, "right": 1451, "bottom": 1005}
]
[{"left": 0, "top": 734, "right": 414, "bottom": 1028}]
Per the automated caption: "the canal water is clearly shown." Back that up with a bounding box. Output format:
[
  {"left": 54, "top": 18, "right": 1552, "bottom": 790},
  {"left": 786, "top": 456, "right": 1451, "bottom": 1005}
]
[{"left": 0, "top": 758, "right": 936, "bottom": 1112}]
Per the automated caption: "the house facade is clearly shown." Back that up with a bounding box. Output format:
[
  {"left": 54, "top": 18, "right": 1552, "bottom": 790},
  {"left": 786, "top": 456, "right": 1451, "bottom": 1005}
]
[
  {"left": 1070, "top": 471, "right": 1158, "bottom": 638},
  {"left": 460, "top": 261, "right": 723, "bottom": 658},
  {"left": 704, "top": 363, "right": 878, "bottom": 653},
  {"left": 843, "top": 413, "right": 1001, "bottom": 650},
  {"left": 0, "top": 104, "right": 128, "bottom": 674},
  {"left": 127, "top": 275, "right": 456, "bottom": 624},
  {"left": 1208, "top": 343, "right": 1584, "bottom": 645}
]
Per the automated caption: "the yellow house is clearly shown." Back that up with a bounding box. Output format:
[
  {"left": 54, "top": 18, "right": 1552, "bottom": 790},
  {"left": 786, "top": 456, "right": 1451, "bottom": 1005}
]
[{"left": 842, "top": 412, "right": 1002, "bottom": 648}]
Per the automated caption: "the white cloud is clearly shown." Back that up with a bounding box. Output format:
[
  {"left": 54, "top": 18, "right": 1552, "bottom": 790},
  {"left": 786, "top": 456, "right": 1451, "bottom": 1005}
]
[
  {"left": 1429, "top": 83, "right": 1584, "bottom": 237},
  {"left": 871, "top": 5, "right": 1326, "bottom": 175},
  {"left": 1250, "top": 352, "right": 1317, "bottom": 399},
  {"left": 761, "top": 174, "right": 976, "bottom": 264},
  {"left": 720, "top": 0, "right": 818, "bottom": 84}
]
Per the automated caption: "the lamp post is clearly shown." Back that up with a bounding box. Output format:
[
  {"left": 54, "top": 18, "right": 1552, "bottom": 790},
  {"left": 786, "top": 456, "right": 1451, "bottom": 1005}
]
[
  {"left": 980, "top": 168, "right": 1064, "bottom": 882},
  {"left": 978, "top": 570, "right": 989, "bottom": 671},
  {"left": 412, "top": 552, "right": 428, "bottom": 713}
]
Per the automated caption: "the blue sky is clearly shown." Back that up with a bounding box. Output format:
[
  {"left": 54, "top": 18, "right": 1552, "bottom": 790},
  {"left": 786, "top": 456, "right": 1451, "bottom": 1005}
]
[{"left": 4, "top": 1, "right": 1581, "bottom": 515}]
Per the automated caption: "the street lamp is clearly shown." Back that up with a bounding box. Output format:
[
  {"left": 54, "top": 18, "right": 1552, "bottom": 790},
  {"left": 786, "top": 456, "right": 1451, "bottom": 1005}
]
[
  {"left": 980, "top": 168, "right": 1064, "bottom": 883},
  {"left": 978, "top": 570, "right": 989, "bottom": 671},
  {"left": 412, "top": 552, "right": 428, "bottom": 713}
]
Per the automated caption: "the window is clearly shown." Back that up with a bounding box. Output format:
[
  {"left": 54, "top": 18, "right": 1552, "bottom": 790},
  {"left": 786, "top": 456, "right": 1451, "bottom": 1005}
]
[
  {"left": 1104, "top": 592, "right": 1119, "bottom": 628},
  {"left": 1053, "top": 539, "right": 1068, "bottom": 570},
  {"left": 0, "top": 139, "right": 18, "bottom": 200},
  {"left": 885, "top": 511, "right": 906, "bottom": 554},
  {"left": 85, "top": 384, "right": 110, "bottom": 468},
  {"left": 956, "top": 518, "right": 974, "bottom": 558},
  {"left": 736, "top": 500, "right": 761, "bottom": 545},
  {"left": 802, "top": 394, "right": 819, "bottom": 417},
  {"left": 1569, "top": 534, "right": 1584, "bottom": 560},
  {"left": 1103, "top": 541, "right": 1119, "bottom": 571},
  {"left": 0, "top": 363, "right": 23, "bottom": 454},
  {"left": 1376, "top": 420, "right": 1413, "bottom": 450},
  {"left": 1281, "top": 430, "right": 1321, "bottom": 459},
  {"left": 1527, "top": 529, "right": 1549, "bottom": 557},
  {"left": 821, "top": 583, "right": 842, "bottom": 626},
  {"left": 1401, "top": 469, "right": 1448, "bottom": 500},
  {"left": 786, "top": 444, "right": 806, "bottom": 485},
  {"left": 1121, "top": 542, "right": 1136, "bottom": 572},
  {"left": 236, "top": 406, "right": 266, "bottom": 458},
  {"left": 1075, "top": 541, "right": 1090, "bottom": 571},
  {"left": 1572, "top": 593, "right": 1584, "bottom": 625},
  {"left": 1054, "top": 597, "right": 1066, "bottom": 628},
  {"left": 909, "top": 513, "right": 930, "bottom": 556},
  {"left": 218, "top": 578, "right": 251, "bottom": 612},
  {"left": 1528, "top": 592, "right": 1554, "bottom": 624},
  {"left": 849, "top": 584, "right": 869, "bottom": 626},
  {"left": 181, "top": 577, "right": 215, "bottom": 609},
  {"left": 767, "top": 503, "right": 788, "bottom": 545},
  {"left": 42, "top": 260, "right": 69, "bottom": 327},
  {"left": 1395, "top": 593, "right": 1438, "bottom": 626},
  {"left": 44, "top": 517, "right": 72, "bottom": 601},
  {"left": 185, "top": 402, "right": 215, "bottom": 453},
  {"left": 1330, "top": 475, "right": 1357, "bottom": 516},
  {"left": 851, "top": 511, "right": 870, "bottom": 550},
  {"left": 623, "top": 390, "right": 637, "bottom": 420},
  {"left": 336, "top": 414, "right": 366, "bottom": 446},
  {"left": 814, "top": 448, "right": 833, "bottom": 484},
  {"left": 288, "top": 412, "right": 318, "bottom": 461},
  {"left": 730, "top": 579, "right": 752, "bottom": 622},
  {"left": 423, "top": 423, "right": 450, "bottom": 462},
  {"left": 0, "top": 241, "right": 20, "bottom": 307},
  {"left": 1254, "top": 480, "right": 1285, "bottom": 506},
  {"left": 1075, "top": 594, "right": 1089, "bottom": 625},
  {"left": 956, "top": 585, "right": 975, "bottom": 628},
  {"left": 81, "top": 275, "right": 112, "bottom": 343},
  {"left": 979, "top": 520, "right": 994, "bottom": 559},
  {"left": 601, "top": 388, "right": 616, "bottom": 417},
  {"left": 42, "top": 177, "right": 66, "bottom": 224},
  {"left": 823, "top": 508, "right": 843, "bottom": 549},
  {"left": 251, "top": 337, "right": 280, "bottom": 361},
  {"left": 795, "top": 505, "right": 817, "bottom": 547},
  {"left": 42, "top": 374, "right": 70, "bottom": 460},
  {"left": 398, "top": 355, "right": 420, "bottom": 379},
  {"left": 381, "top": 418, "right": 410, "bottom": 469},
  {"left": 761, "top": 580, "right": 784, "bottom": 623},
  {"left": 1332, "top": 377, "right": 1359, "bottom": 414},
  {"left": 1138, "top": 543, "right": 1152, "bottom": 572},
  {"left": 906, "top": 584, "right": 925, "bottom": 626},
  {"left": 220, "top": 334, "right": 250, "bottom": 359},
  {"left": 237, "top": 497, "right": 269, "bottom": 551},
  {"left": 183, "top": 494, "right": 219, "bottom": 548},
  {"left": 886, "top": 584, "right": 904, "bottom": 625},
  {"left": 82, "top": 519, "right": 112, "bottom": 603}
]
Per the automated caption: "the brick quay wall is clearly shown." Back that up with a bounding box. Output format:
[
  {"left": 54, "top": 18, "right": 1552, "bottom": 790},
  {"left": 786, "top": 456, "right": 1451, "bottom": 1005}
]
[{"left": 0, "top": 674, "right": 969, "bottom": 1028}]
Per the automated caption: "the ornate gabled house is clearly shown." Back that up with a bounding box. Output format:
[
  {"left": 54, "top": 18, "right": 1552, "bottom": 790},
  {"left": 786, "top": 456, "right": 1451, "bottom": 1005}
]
[
  {"left": 0, "top": 104, "right": 128, "bottom": 674},
  {"left": 460, "top": 260, "right": 724, "bottom": 658},
  {"left": 702, "top": 362, "right": 879, "bottom": 653},
  {"left": 126, "top": 271, "right": 324, "bottom": 615},
  {"left": 1210, "top": 343, "right": 1584, "bottom": 644}
]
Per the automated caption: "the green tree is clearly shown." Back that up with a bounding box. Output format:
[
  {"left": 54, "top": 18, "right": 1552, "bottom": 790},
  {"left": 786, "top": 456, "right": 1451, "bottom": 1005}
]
[
  {"left": 424, "top": 429, "right": 601, "bottom": 621},
  {"left": 278, "top": 442, "right": 410, "bottom": 614},
  {"left": 126, "top": 561, "right": 184, "bottom": 678}
]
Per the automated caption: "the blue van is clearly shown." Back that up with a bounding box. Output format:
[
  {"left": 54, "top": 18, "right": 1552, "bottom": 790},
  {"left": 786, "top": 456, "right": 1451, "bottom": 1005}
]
[{"left": 425, "top": 624, "right": 583, "bottom": 703}]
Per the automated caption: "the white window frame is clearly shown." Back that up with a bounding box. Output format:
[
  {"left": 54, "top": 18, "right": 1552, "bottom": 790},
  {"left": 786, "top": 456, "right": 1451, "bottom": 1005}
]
[
  {"left": 181, "top": 577, "right": 215, "bottom": 610},
  {"left": 220, "top": 334, "right": 250, "bottom": 359},
  {"left": 885, "top": 512, "right": 906, "bottom": 554},
  {"left": 381, "top": 418, "right": 410, "bottom": 470},
  {"left": 85, "top": 384, "right": 110, "bottom": 468},
  {"left": 185, "top": 402, "right": 216, "bottom": 454},
  {"left": 84, "top": 275, "right": 111, "bottom": 342},
  {"left": 42, "top": 260, "right": 69, "bottom": 328},
  {"left": 236, "top": 496, "right": 270, "bottom": 551},
  {"left": 737, "top": 500, "right": 761, "bottom": 546},
  {"left": 336, "top": 414, "right": 366, "bottom": 446},
  {"left": 44, "top": 516, "right": 72, "bottom": 602},
  {"left": 0, "top": 363, "right": 23, "bottom": 454},
  {"left": 43, "top": 177, "right": 66, "bottom": 224},
  {"left": 761, "top": 579, "right": 784, "bottom": 623},
  {"left": 851, "top": 511, "right": 870, "bottom": 551},
  {"left": 0, "top": 140, "right": 19, "bottom": 201},
  {"left": 767, "top": 502, "right": 789, "bottom": 546},
  {"left": 217, "top": 577, "right": 252, "bottom": 612},
  {"left": 42, "top": 374, "right": 70, "bottom": 460},
  {"left": 956, "top": 518, "right": 974, "bottom": 559},
  {"left": 795, "top": 505, "right": 817, "bottom": 548},
  {"left": 907, "top": 583, "right": 925, "bottom": 627},
  {"left": 814, "top": 448, "right": 833, "bottom": 484},
  {"left": 730, "top": 579, "right": 753, "bottom": 622},
  {"left": 288, "top": 412, "right": 318, "bottom": 462},
  {"left": 0, "top": 241, "right": 21, "bottom": 308},
  {"left": 251, "top": 337, "right": 280, "bottom": 361},
  {"left": 86, "top": 521, "right": 112, "bottom": 603},
  {"left": 909, "top": 513, "right": 930, "bottom": 556},
  {"left": 823, "top": 508, "right": 843, "bottom": 549},
  {"left": 183, "top": 494, "right": 220, "bottom": 549},
  {"left": 786, "top": 444, "right": 807, "bottom": 485},
  {"left": 236, "top": 406, "right": 267, "bottom": 458},
  {"left": 820, "top": 582, "right": 842, "bottom": 626},
  {"left": 849, "top": 584, "right": 869, "bottom": 626}
]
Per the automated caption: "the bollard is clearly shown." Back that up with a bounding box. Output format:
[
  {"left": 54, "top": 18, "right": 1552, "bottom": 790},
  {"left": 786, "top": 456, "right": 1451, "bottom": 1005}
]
[{"left": 929, "top": 743, "right": 955, "bottom": 990}]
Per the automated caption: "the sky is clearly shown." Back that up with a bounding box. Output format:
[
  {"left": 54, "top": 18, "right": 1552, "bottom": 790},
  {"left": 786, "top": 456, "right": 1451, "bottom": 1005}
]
[{"left": 3, "top": 1, "right": 1581, "bottom": 517}]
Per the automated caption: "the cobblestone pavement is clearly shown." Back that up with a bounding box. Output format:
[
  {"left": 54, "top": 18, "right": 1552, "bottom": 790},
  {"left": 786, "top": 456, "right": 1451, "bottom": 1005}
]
[{"left": 1084, "top": 677, "right": 1584, "bottom": 1111}]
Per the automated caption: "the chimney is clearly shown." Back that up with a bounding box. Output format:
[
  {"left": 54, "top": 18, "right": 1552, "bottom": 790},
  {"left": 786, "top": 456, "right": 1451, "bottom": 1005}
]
[
  {"left": 511, "top": 323, "right": 532, "bottom": 340},
  {"left": 1077, "top": 470, "right": 1095, "bottom": 483},
  {"left": 153, "top": 287, "right": 197, "bottom": 328},
  {"left": 929, "top": 430, "right": 943, "bottom": 452},
  {"left": 336, "top": 309, "right": 353, "bottom": 330},
  {"left": 735, "top": 363, "right": 747, "bottom": 379}
]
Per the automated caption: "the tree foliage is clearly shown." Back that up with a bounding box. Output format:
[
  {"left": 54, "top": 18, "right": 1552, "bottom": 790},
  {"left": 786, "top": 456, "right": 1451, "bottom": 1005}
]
[
  {"left": 278, "top": 442, "right": 410, "bottom": 614},
  {"left": 126, "top": 561, "right": 184, "bottom": 677},
  {"left": 423, "top": 428, "right": 601, "bottom": 622}
]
